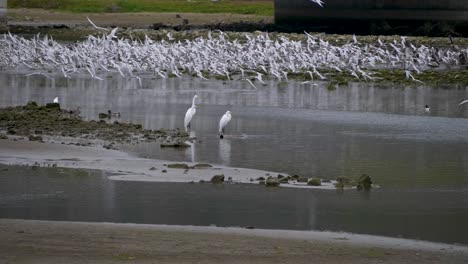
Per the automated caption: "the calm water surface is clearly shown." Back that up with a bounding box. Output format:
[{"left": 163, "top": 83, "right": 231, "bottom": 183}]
[{"left": 0, "top": 71, "right": 468, "bottom": 244}]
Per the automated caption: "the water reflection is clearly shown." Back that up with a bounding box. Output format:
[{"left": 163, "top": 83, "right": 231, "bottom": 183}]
[
  {"left": 1, "top": 71, "right": 468, "bottom": 118},
  {"left": 218, "top": 139, "right": 231, "bottom": 165},
  {"left": 185, "top": 131, "right": 197, "bottom": 163}
]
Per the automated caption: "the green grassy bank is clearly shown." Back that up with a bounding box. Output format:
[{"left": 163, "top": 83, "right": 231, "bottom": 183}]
[{"left": 8, "top": 0, "right": 274, "bottom": 16}]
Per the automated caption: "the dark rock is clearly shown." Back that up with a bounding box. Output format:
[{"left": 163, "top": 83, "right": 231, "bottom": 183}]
[
  {"left": 45, "top": 103, "right": 60, "bottom": 109},
  {"left": 161, "top": 169, "right": 167, "bottom": 173},
  {"left": 0, "top": 134, "right": 7, "bottom": 139},
  {"left": 98, "top": 112, "right": 109, "bottom": 119},
  {"left": 53, "top": 24, "right": 69, "bottom": 29},
  {"left": 192, "top": 163, "right": 213, "bottom": 168},
  {"left": 149, "top": 167, "right": 156, "bottom": 171},
  {"left": 279, "top": 177, "right": 289, "bottom": 184},
  {"left": 211, "top": 174, "right": 225, "bottom": 183},
  {"left": 336, "top": 176, "right": 352, "bottom": 185},
  {"left": 266, "top": 178, "right": 280, "bottom": 187},
  {"left": 167, "top": 163, "right": 189, "bottom": 169},
  {"left": 307, "top": 177, "right": 321, "bottom": 186},
  {"left": 291, "top": 174, "right": 300, "bottom": 180},
  {"left": 160, "top": 142, "right": 190, "bottom": 148},
  {"left": 28, "top": 135, "right": 43, "bottom": 142},
  {"left": 277, "top": 174, "right": 285, "bottom": 179},
  {"left": 255, "top": 177, "right": 265, "bottom": 181},
  {"left": 25, "top": 101, "right": 38, "bottom": 109},
  {"left": 357, "top": 174, "right": 372, "bottom": 191},
  {"left": 297, "top": 177, "right": 308, "bottom": 183}
]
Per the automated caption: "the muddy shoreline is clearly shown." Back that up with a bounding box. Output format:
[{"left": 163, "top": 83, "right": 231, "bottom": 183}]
[
  {"left": 0, "top": 102, "right": 189, "bottom": 148},
  {"left": 0, "top": 219, "right": 467, "bottom": 264}
]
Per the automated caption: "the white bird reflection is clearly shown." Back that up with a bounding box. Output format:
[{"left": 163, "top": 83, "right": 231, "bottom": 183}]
[
  {"left": 218, "top": 138, "right": 231, "bottom": 165},
  {"left": 185, "top": 130, "right": 197, "bottom": 163}
]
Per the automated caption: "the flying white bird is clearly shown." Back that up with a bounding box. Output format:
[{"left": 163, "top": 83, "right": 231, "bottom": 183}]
[
  {"left": 184, "top": 95, "right": 198, "bottom": 132},
  {"left": 86, "top": 17, "right": 109, "bottom": 31},
  {"left": 53, "top": 97, "right": 59, "bottom": 103},
  {"left": 309, "top": 0, "right": 324, "bottom": 7},
  {"left": 459, "top": 99, "right": 468, "bottom": 105},
  {"left": 244, "top": 79, "right": 258, "bottom": 89},
  {"left": 219, "top": 110, "right": 232, "bottom": 139}
]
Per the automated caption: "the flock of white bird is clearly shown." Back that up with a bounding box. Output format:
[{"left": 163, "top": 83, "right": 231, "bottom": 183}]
[
  {"left": 0, "top": 18, "right": 467, "bottom": 87},
  {"left": 1, "top": 18, "right": 467, "bottom": 132}
]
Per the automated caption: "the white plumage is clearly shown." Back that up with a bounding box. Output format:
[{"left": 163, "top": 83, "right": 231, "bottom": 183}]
[
  {"left": 459, "top": 99, "right": 468, "bottom": 105},
  {"left": 53, "top": 97, "right": 59, "bottom": 103},
  {"left": 219, "top": 110, "right": 232, "bottom": 139},
  {"left": 309, "top": 0, "right": 324, "bottom": 7},
  {"left": 184, "top": 95, "right": 198, "bottom": 131}
]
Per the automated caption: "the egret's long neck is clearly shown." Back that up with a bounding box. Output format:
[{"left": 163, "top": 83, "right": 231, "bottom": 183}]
[{"left": 192, "top": 97, "right": 197, "bottom": 107}]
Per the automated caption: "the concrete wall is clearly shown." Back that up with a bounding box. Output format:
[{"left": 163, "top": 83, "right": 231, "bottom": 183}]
[
  {"left": 275, "top": 0, "right": 468, "bottom": 24},
  {"left": 0, "top": 0, "right": 6, "bottom": 31}
]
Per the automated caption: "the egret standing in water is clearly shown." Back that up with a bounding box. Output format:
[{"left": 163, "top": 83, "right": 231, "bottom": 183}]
[
  {"left": 184, "top": 95, "right": 198, "bottom": 132},
  {"left": 219, "top": 110, "right": 232, "bottom": 139}
]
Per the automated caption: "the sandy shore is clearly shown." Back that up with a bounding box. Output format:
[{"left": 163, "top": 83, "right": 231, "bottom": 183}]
[
  {"left": 0, "top": 219, "right": 467, "bottom": 264},
  {"left": 0, "top": 138, "right": 337, "bottom": 188}
]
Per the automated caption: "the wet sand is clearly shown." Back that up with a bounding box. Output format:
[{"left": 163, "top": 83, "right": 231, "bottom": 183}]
[
  {"left": 0, "top": 219, "right": 467, "bottom": 264},
  {"left": 0, "top": 138, "right": 289, "bottom": 185}
]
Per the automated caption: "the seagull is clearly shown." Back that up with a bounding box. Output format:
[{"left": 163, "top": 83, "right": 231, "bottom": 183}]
[
  {"left": 219, "top": 110, "right": 232, "bottom": 139},
  {"left": 254, "top": 72, "right": 266, "bottom": 85},
  {"left": 459, "top": 99, "right": 468, "bottom": 105},
  {"left": 309, "top": 0, "right": 324, "bottom": 7},
  {"left": 184, "top": 95, "right": 198, "bottom": 132},
  {"left": 244, "top": 79, "right": 258, "bottom": 89},
  {"left": 53, "top": 97, "right": 59, "bottom": 103},
  {"left": 86, "top": 17, "right": 109, "bottom": 31}
]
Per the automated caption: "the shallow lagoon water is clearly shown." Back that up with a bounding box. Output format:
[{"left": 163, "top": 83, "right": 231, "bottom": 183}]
[
  {"left": 0, "top": 71, "right": 468, "bottom": 244},
  {"left": 1, "top": 165, "right": 468, "bottom": 245}
]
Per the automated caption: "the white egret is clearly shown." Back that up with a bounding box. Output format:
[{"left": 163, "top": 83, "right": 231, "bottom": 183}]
[
  {"left": 184, "top": 95, "right": 198, "bottom": 132},
  {"left": 53, "top": 97, "right": 59, "bottom": 103},
  {"left": 219, "top": 110, "right": 232, "bottom": 139}
]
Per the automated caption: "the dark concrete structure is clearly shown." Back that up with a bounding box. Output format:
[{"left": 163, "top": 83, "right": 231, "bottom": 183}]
[
  {"left": 0, "top": 0, "right": 6, "bottom": 31},
  {"left": 275, "top": 0, "right": 468, "bottom": 35},
  {"left": 275, "top": 0, "right": 468, "bottom": 23}
]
